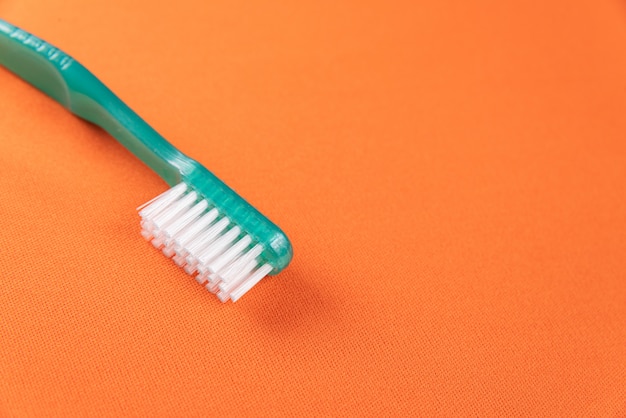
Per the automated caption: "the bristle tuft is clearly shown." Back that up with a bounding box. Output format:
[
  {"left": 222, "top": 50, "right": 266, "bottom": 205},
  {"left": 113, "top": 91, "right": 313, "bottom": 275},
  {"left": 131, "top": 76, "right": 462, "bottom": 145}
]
[{"left": 138, "top": 183, "right": 271, "bottom": 302}]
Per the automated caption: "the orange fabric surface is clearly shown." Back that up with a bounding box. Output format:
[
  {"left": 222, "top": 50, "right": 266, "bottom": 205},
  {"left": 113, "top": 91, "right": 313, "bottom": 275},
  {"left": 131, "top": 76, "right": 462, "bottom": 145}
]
[{"left": 1, "top": 0, "right": 625, "bottom": 416}]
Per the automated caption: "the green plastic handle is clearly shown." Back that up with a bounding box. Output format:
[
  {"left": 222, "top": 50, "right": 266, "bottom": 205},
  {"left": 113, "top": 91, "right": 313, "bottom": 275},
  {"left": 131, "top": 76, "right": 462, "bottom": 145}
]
[{"left": 0, "top": 19, "right": 292, "bottom": 273}]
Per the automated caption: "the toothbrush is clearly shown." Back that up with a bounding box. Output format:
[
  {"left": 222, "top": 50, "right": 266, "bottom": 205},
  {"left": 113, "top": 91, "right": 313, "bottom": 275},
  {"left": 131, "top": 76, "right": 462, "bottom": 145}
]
[{"left": 0, "top": 19, "right": 293, "bottom": 302}]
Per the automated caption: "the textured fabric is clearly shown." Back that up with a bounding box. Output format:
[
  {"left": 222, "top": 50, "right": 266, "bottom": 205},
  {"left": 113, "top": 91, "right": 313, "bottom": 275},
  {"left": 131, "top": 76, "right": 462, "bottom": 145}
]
[{"left": 1, "top": 1, "right": 625, "bottom": 416}]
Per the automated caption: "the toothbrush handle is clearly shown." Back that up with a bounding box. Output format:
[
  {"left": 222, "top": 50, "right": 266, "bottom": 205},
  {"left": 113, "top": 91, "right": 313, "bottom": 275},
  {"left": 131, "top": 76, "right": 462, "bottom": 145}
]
[{"left": 0, "top": 19, "right": 195, "bottom": 185}]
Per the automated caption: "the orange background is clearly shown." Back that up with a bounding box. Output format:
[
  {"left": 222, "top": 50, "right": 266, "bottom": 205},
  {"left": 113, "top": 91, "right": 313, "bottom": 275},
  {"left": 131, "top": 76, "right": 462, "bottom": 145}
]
[{"left": 1, "top": 0, "right": 625, "bottom": 416}]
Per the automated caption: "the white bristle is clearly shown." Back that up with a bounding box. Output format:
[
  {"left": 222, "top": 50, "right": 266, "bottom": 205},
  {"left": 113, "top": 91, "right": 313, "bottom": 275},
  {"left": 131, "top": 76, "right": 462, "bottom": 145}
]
[
  {"left": 229, "top": 264, "right": 273, "bottom": 302},
  {"left": 218, "top": 258, "right": 259, "bottom": 297},
  {"left": 184, "top": 218, "right": 230, "bottom": 274},
  {"left": 171, "top": 208, "right": 220, "bottom": 265},
  {"left": 218, "top": 244, "right": 263, "bottom": 285},
  {"left": 141, "top": 229, "right": 154, "bottom": 240},
  {"left": 195, "top": 272, "right": 209, "bottom": 284},
  {"left": 138, "top": 183, "right": 272, "bottom": 302},
  {"left": 196, "top": 226, "right": 241, "bottom": 270},
  {"left": 210, "top": 235, "right": 253, "bottom": 274},
  {"left": 174, "top": 208, "right": 219, "bottom": 248},
  {"left": 151, "top": 191, "right": 197, "bottom": 232},
  {"left": 205, "top": 281, "right": 220, "bottom": 294},
  {"left": 138, "top": 182, "right": 187, "bottom": 217},
  {"left": 186, "top": 217, "right": 230, "bottom": 257},
  {"left": 162, "top": 200, "right": 208, "bottom": 242}
]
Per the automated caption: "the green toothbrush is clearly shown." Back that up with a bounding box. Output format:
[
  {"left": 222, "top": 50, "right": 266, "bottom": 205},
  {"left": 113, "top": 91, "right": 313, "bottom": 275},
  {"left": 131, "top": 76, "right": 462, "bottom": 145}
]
[{"left": 0, "top": 19, "right": 293, "bottom": 302}]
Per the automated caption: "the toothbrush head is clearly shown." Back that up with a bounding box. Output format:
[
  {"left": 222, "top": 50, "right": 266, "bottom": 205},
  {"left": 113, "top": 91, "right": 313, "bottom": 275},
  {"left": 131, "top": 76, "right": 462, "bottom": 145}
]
[{"left": 138, "top": 180, "right": 292, "bottom": 303}]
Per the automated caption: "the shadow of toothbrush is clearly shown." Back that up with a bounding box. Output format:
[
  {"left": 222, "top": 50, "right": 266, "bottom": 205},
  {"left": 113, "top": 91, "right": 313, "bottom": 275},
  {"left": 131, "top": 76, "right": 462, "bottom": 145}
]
[{"left": 240, "top": 262, "right": 337, "bottom": 335}]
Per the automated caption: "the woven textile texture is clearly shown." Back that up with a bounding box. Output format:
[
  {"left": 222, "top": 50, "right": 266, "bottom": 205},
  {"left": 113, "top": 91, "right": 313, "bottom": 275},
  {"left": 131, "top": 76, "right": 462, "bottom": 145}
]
[{"left": 0, "top": 0, "right": 625, "bottom": 416}]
